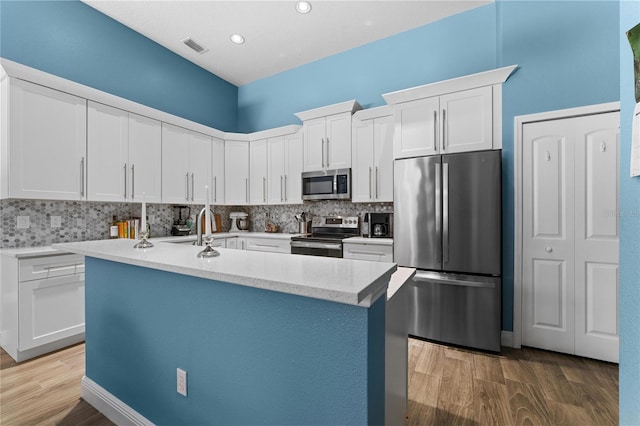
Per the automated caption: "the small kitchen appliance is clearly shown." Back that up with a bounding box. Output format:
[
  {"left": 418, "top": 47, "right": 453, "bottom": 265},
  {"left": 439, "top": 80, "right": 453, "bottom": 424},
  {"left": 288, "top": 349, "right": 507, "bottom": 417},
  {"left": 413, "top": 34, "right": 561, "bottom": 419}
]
[
  {"left": 229, "top": 212, "right": 249, "bottom": 233},
  {"left": 364, "top": 212, "right": 393, "bottom": 238},
  {"left": 290, "top": 215, "right": 359, "bottom": 258},
  {"left": 171, "top": 205, "right": 191, "bottom": 236}
]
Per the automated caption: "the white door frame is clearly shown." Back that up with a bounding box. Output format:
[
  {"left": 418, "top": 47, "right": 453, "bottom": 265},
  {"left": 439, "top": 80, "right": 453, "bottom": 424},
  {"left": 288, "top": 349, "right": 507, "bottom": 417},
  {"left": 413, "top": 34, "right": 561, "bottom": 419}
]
[{"left": 512, "top": 101, "right": 620, "bottom": 348}]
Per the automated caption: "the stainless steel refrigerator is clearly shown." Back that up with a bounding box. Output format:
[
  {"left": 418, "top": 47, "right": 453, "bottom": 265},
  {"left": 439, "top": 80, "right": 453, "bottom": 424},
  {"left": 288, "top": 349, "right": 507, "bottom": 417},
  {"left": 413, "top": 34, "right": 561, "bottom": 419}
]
[{"left": 394, "top": 150, "right": 502, "bottom": 352}]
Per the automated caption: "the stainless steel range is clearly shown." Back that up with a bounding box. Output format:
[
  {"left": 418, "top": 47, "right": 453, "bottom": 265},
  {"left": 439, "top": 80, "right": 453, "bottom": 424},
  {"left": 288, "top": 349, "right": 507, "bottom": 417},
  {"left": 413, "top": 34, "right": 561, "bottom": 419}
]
[{"left": 290, "top": 216, "right": 359, "bottom": 258}]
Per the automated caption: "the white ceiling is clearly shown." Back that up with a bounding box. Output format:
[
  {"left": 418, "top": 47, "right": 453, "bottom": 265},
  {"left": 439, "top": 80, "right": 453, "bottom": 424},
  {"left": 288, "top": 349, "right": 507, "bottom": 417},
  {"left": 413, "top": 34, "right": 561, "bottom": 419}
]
[{"left": 82, "top": 0, "right": 492, "bottom": 87}]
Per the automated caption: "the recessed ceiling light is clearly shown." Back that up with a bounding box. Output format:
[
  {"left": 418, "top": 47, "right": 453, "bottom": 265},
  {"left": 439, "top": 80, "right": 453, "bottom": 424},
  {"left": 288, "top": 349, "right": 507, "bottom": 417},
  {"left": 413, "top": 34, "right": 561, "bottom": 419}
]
[
  {"left": 230, "top": 34, "right": 245, "bottom": 44},
  {"left": 295, "top": 1, "right": 311, "bottom": 14}
]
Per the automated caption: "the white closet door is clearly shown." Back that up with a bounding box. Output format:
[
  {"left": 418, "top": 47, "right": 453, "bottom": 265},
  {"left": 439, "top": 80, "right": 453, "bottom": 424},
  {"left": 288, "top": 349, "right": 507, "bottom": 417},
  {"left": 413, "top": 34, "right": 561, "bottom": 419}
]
[
  {"left": 522, "top": 118, "right": 575, "bottom": 354},
  {"left": 522, "top": 111, "right": 619, "bottom": 363},
  {"left": 573, "top": 112, "right": 619, "bottom": 363}
]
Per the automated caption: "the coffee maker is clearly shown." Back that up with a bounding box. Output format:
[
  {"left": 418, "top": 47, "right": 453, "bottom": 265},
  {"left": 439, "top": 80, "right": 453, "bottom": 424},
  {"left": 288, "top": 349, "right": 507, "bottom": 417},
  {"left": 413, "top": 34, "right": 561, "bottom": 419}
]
[{"left": 364, "top": 212, "right": 393, "bottom": 238}]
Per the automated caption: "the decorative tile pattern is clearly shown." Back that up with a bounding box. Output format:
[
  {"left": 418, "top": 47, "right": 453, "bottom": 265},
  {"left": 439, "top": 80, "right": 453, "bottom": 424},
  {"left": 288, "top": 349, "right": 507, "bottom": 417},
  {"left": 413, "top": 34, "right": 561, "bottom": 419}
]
[{"left": 0, "top": 199, "right": 392, "bottom": 248}]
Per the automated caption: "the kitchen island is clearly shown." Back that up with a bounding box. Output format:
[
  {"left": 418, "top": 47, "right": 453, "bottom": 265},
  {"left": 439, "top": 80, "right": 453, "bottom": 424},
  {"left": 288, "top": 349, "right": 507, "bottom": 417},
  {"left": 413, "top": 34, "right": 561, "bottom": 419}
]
[{"left": 53, "top": 239, "right": 397, "bottom": 425}]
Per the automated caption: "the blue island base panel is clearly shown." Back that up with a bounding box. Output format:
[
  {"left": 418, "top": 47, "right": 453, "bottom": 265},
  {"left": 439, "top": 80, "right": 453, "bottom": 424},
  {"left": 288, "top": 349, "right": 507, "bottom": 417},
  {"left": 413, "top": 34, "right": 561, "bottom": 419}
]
[{"left": 84, "top": 257, "right": 385, "bottom": 425}]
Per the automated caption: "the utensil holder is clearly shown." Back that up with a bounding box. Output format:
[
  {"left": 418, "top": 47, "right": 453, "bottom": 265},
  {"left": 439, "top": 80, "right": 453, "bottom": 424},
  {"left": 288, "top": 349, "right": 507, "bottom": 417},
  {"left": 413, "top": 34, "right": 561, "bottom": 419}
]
[{"left": 298, "top": 221, "right": 311, "bottom": 234}]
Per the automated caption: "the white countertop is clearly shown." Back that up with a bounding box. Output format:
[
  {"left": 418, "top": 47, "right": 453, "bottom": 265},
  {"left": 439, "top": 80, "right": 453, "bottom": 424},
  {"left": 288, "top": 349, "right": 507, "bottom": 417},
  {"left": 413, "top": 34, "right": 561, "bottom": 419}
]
[
  {"left": 343, "top": 237, "right": 393, "bottom": 246},
  {"left": 52, "top": 239, "right": 396, "bottom": 307},
  {"left": 0, "top": 233, "right": 302, "bottom": 257},
  {"left": 387, "top": 267, "right": 415, "bottom": 300}
]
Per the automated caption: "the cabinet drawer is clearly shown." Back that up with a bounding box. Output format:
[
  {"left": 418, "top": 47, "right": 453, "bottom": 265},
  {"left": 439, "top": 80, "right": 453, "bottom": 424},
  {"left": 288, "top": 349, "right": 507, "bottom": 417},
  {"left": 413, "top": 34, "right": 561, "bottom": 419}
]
[
  {"left": 18, "top": 273, "right": 85, "bottom": 351},
  {"left": 19, "top": 254, "right": 85, "bottom": 282},
  {"left": 343, "top": 243, "right": 393, "bottom": 262},
  {"left": 244, "top": 238, "right": 291, "bottom": 254},
  {"left": 19, "top": 254, "right": 84, "bottom": 282}
]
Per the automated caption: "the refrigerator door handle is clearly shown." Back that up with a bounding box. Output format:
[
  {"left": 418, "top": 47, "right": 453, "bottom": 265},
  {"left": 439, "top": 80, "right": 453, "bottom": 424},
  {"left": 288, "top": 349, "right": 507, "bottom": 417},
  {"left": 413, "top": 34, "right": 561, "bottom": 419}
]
[
  {"left": 435, "top": 162, "right": 442, "bottom": 263},
  {"left": 443, "top": 162, "right": 449, "bottom": 263},
  {"left": 413, "top": 271, "right": 497, "bottom": 289}
]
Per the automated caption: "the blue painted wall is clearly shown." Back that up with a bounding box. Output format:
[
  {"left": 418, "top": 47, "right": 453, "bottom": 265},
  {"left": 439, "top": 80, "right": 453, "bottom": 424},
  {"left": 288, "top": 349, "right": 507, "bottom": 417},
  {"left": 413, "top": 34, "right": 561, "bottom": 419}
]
[
  {"left": 0, "top": 0, "right": 238, "bottom": 131},
  {"left": 237, "top": 1, "right": 620, "bottom": 332},
  {"left": 619, "top": 2, "right": 640, "bottom": 424},
  {"left": 237, "top": 4, "right": 497, "bottom": 133},
  {"left": 497, "top": 0, "right": 620, "bottom": 330},
  {"left": 85, "top": 257, "right": 385, "bottom": 425}
]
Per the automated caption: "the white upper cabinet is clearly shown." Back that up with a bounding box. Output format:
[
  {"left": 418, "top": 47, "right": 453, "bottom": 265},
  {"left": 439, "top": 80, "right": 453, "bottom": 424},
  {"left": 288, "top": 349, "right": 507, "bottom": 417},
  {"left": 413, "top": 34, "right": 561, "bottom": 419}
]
[
  {"left": 211, "top": 136, "right": 225, "bottom": 204},
  {"left": 391, "top": 86, "right": 492, "bottom": 159},
  {"left": 162, "top": 123, "right": 212, "bottom": 205},
  {"left": 352, "top": 108, "right": 394, "bottom": 203},
  {"left": 87, "top": 101, "right": 128, "bottom": 202},
  {"left": 249, "top": 139, "right": 268, "bottom": 204},
  {"left": 267, "top": 130, "right": 303, "bottom": 204},
  {"left": 440, "top": 86, "right": 493, "bottom": 154},
  {"left": 392, "top": 97, "right": 440, "bottom": 158},
  {"left": 383, "top": 65, "right": 518, "bottom": 159},
  {"left": 127, "top": 113, "right": 162, "bottom": 203},
  {"left": 224, "top": 139, "right": 250, "bottom": 205},
  {"left": 88, "top": 104, "right": 162, "bottom": 203},
  {"left": 5, "top": 79, "right": 87, "bottom": 200},
  {"left": 295, "top": 100, "right": 361, "bottom": 172}
]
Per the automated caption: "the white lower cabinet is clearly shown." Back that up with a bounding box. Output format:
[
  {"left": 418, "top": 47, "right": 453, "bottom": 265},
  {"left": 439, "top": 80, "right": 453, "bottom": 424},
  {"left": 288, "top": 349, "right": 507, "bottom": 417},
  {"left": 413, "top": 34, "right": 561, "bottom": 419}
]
[
  {"left": 226, "top": 235, "right": 291, "bottom": 254},
  {"left": 343, "top": 238, "right": 393, "bottom": 262},
  {"left": 1, "top": 253, "right": 85, "bottom": 362}
]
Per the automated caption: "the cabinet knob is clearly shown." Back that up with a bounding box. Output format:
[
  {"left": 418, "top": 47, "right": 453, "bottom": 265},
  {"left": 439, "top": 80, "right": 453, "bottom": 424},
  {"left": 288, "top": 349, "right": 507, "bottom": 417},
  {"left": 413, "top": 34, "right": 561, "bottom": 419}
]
[{"left": 545, "top": 246, "right": 553, "bottom": 253}]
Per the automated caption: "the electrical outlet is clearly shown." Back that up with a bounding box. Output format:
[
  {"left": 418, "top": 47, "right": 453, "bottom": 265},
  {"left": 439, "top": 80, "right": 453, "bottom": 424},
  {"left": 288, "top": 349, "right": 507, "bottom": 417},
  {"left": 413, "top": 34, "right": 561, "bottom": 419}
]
[
  {"left": 177, "top": 368, "right": 187, "bottom": 396},
  {"left": 16, "top": 216, "right": 30, "bottom": 229},
  {"left": 51, "top": 216, "right": 62, "bottom": 228}
]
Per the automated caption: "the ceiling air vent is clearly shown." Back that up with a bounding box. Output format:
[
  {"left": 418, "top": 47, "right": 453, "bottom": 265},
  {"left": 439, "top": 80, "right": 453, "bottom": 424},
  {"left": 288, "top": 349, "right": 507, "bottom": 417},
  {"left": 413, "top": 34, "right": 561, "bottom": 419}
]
[{"left": 182, "top": 37, "right": 208, "bottom": 54}]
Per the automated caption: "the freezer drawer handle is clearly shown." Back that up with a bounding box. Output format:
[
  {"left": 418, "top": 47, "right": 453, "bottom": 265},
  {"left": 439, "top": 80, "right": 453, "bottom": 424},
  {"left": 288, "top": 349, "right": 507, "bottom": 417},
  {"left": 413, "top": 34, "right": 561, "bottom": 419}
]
[{"left": 413, "top": 272, "right": 496, "bottom": 289}]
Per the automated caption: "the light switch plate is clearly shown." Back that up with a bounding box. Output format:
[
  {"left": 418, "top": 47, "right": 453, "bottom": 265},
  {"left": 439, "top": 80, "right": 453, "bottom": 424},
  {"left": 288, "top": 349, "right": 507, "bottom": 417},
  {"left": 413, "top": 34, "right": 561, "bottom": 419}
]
[
  {"left": 17, "top": 216, "right": 30, "bottom": 229},
  {"left": 51, "top": 216, "right": 62, "bottom": 228}
]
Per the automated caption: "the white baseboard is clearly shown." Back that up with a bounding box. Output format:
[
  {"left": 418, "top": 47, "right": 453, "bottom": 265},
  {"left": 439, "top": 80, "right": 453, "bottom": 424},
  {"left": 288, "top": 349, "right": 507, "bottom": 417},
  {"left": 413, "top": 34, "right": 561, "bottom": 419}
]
[
  {"left": 81, "top": 376, "right": 153, "bottom": 426},
  {"left": 501, "top": 330, "right": 515, "bottom": 348}
]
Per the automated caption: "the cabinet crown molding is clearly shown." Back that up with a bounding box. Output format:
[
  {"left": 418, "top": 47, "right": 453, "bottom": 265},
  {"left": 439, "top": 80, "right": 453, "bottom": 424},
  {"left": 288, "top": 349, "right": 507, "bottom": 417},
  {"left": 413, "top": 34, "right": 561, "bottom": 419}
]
[
  {"left": 295, "top": 99, "right": 362, "bottom": 122},
  {"left": 382, "top": 65, "right": 518, "bottom": 105},
  {"left": 353, "top": 105, "right": 392, "bottom": 121}
]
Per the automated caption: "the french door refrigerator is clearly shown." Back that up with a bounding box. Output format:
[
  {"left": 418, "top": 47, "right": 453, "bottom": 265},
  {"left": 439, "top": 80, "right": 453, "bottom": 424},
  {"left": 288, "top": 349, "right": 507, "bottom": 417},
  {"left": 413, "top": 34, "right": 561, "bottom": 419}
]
[{"left": 394, "top": 150, "right": 502, "bottom": 352}]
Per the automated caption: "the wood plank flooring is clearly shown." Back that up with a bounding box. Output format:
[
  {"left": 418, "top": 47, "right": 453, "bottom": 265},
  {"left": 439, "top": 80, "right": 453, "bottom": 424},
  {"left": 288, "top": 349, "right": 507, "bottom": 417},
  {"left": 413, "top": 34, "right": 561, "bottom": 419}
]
[
  {"left": 0, "top": 343, "right": 112, "bottom": 425},
  {"left": 408, "top": 338, "right": 619, "bottom": 425},
  {"left": 1, "top": 339, "right": 618, "bottom": 425}
]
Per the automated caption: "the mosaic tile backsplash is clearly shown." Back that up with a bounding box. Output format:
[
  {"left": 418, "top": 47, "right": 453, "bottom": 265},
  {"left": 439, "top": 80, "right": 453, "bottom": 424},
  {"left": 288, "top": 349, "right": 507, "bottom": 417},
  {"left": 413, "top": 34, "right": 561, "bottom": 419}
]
[{"left": 0, "top": 199, "right": 392, "bottom": 249}]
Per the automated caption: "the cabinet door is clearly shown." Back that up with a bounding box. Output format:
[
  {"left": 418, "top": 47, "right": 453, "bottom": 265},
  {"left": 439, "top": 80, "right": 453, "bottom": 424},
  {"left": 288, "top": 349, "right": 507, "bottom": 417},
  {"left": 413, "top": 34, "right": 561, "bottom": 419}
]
[
  {"left": 87, "top": 102, "right": 129, "bottom": 201},
  {"left": 250, "top": 139, "right": 269, "bottom": 204},
  {"left": 393, "top": 97, "right": 439, "bottom": 159},
  {"left": 224, "top": 140, "right": 249, "bottom": 205},
  {"left": 9, "top": 79, "right": 87, "bottom": 200},
  {"left": 268, "top": 136, "right": 286, "bottom": 204},
  {"left": 225, "top": 237, "right": 238, "bottom": 249},
  {"left": 189, "top": 131, "right": 212, "bottom": 205},
  {"left": 303, "top": 117, "right": 326, "bottom": 171},
  {"left": 161, "top": 123, "right": 190, "bottom": 204},
  {"left": 18, "top": 273, "right": 85, "bottom": 351},
  {"left": 374, "top": 115, "right": 395, "bottom": 202},
  {"left": 212, "top": 137, "right": 225, "bottom": 204},
  {"left": 440, "top": 86, "right": 492, "bottom": 154},
  {"left": 325, "top": 113, "right": 352, "bottom": 169},
  {"left": 129, "top": 114, "right": 162, "bottom": 202},
  {"left": 284, "top": 131, "right": 303, "bottom": 204},
  {"left": 352, "top": 118, "right": 375, "bottom": 203}
]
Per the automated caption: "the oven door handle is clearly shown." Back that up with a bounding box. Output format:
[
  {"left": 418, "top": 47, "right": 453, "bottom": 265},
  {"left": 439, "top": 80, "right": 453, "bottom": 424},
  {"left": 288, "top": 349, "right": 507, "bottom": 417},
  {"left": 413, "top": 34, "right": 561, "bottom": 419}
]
[{"left": 290, "top": 241, "right": 343, "bottom": 251}]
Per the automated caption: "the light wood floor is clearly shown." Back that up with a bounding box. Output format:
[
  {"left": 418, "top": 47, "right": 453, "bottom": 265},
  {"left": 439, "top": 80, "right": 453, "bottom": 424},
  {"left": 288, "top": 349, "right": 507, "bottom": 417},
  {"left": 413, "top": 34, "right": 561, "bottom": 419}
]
[{"left": 1, "top": 339, "right": 618, "bottom": 425}]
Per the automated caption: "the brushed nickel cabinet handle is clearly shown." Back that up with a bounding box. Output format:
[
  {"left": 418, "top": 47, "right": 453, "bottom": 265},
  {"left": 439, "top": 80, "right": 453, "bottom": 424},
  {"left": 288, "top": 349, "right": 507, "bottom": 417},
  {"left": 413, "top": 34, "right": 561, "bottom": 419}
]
[
  {"left": 214, "top": 176, "right": 217, "bottom": 202},
  {"left": 442, "top": 109, "right": 446, "bottom": 151},
  {"left": 433, "top": 110, "right": 438, "bottom": 152},
  {"left": 80, "top": 157, "right": 85, "bottom": 197},
  {"left": 131, "top": 164, "right": 135, "bottom": 199},
  {"left": 124, "top": 163, "right": 127, "bottom": 199},
  {"left": 369, "top": 166, "right": 372, "bottom": 199},
  {"left": 185, "top": 173, "right": 189, "bottom": 201},
  {"left": 375, "top": 166, "right": 379, "bottom": 199},
  {"left": 191, "top": 173, "right": 195, "bottom": 201}
]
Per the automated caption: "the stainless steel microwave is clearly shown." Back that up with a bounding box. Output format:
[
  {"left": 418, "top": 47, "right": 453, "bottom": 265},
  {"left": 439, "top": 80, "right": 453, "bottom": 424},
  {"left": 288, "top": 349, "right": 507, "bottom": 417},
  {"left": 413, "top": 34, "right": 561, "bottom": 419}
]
[{"left": 301, "top": 168, "right": 351, "bottom": 201}]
